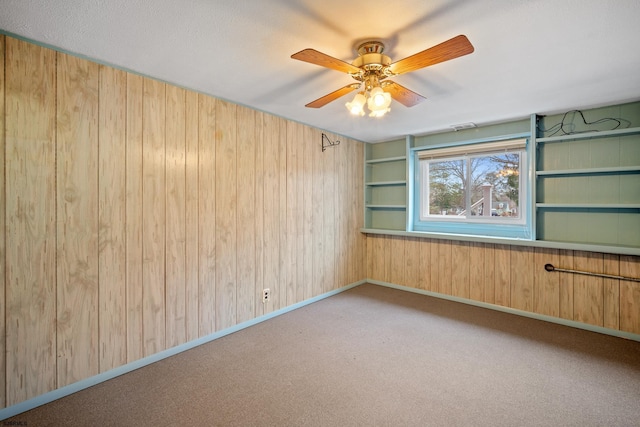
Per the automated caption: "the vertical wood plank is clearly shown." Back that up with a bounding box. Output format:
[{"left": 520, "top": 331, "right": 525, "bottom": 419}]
[
  {"left": 533, "top": 248, "right": 560, "bottom": 317},
  {"left": 236, "top": 105, "right": 256, "bottom": 323},
  {"left": 370, "top": 235, "right": 382, "bottom": 282},
  {"left": 602, "top": 254, "right": 620, "bottom": 330},
  {"left": 322, "top": 130, "right": 336, "bottom": 293},
  {"left": 5, "top": 38, "right": 57, "bottom": 405},
  {"left": 343, "top": 137, "right": 354, "bottom": 285},
  {"left": 198, "top": 94, "right": 216, "bottom": 335},
  {"left": 573, "top": 251, "right": 604, "bottom": 326},
  {"left": 165, "top": 85, "right": 187, "bottom": 347},
  {"left": 346, "top": 138, "right": 360, "bottom": 285},
  {"left": 56, "top": 52, "right": 100, "bottom": 387},
  {"left": 285, "top": 120, "right": 298, "bottom": 305},
  {"left": 389, "top": 236, "right": 406, "bottom": 286},
  {"left": 451, "top": 242, "right": 470, "bottom": 298},
  {"left": 277, "top": 118, "right": 288, "bottom": 310},
  {"left": 418, "top": 238, "right": 431, "bottom": 291},
  {"left": 354, "top": 141, "right": 366, "bottom": 282},
  {"left": 510, "top": 246, "right": 534, "bottom": 312},
  {"left": 185, "top": 90, "right": 200, "bottom": 342},
  {"left": 428, "top": 240, "right": 440, "bottom": 292},
  {"left": 262, "top": 114, "right": 280, "bottom": 313},
  {"left": 98, "top": 65, "right": 127, "bottom": 372},
  {"left": 469, "top": 242, "right": 485, "bottom": 302},
  {"left": 215, "top": 99, "right": 237, "bottom": 331},
  {"left": 302, "top": 127, "right": 313, "bottom": 300},
  {"left": 438, "top": 241, "right": 452, "bottom": 295},
  {"left": 125, "top": 73, "right": 144, "bottom": 362},
  {"left": 335, "top": 130, "right": 348, "bottom": 288},
  {"left": 483, "top": 244, "right": 496, "bottom": 304},
  {"left": 312, "top": 129, "right": 325, "bottom": 297},
  {"left": 558, "top": 249, "right": 575, "bottom": 320},
  {"left": 142, "top": 77, "right": 166, "bottom": 355},
  {"left": 370, "top": 236, "right": 387, "bottom": 282},
  {"left": 294, "top": 123, "right": 306, "bottom": 303},
  {"left": 620, "top": 255, "right": 640, "bottom": 334},
  {"left": 254, "top": 112, "right": 265, "bottom": 316},
  {"left": 365, "top": 236, "right": 372, "bottom": 280},
  {"left": 494, "top": 244, "right": 511, "bottom": 306},
  {"left": 0, "top": 34, "right": 5, "bottom": 408},
  {"left": 404, "top": 237, "right": 420, "bottom": 289}
]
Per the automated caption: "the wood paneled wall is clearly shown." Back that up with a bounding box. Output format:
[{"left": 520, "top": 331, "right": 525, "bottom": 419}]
[
  {"left": 2, "top": 34, "right": 638, "bottom": 413},
  {"left": 366, "top": 235, "right": 640, "bottom": 334},
  {"left": 0, "top": 35, "right": 365, "bottom": 409}
]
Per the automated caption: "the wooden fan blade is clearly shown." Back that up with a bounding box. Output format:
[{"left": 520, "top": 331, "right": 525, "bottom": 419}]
[
  {"left": 292, "top": 48, "right": 362, "bottom": 75},
  {"left": 388, "top": 35, "right": 474, "bottom": 75},
  {"left": 305, "top": 84, "right": 360, "bottom": 108},
  {"left": 382, "top": 81, "right": 426, "bottom": 107}
]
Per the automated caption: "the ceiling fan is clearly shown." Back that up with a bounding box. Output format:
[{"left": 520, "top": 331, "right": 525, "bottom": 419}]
[{"left": 291, "top": 35, "right": 474, "bottom": 117}]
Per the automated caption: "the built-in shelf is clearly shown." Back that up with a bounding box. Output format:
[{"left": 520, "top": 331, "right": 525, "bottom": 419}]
[
  {"left": 534, "top": 115, "right": 640, "bottom": 249},
  {"left": 536, "top": 126, "right": 640, "bottom": 143},
  {"left": 365, "top": 204, "right": 407, "bottom": 209},
  {"left": 363, "top": 104, "right": 640, "bottom": 251},
  {"left": 365, "top": 180, "right": 407, "bottom": 186},
  {"left": 364, "top": 138, "right": 408, "bottom": 231},
  {"left": 536, "top": 203, "right": 640, "bottom": 209},
  {"left": 536, "top": 166, "right": 640, "bottom": 176},
  {"left": 366, "top": 155, "right": 406, "bottom": 164}
]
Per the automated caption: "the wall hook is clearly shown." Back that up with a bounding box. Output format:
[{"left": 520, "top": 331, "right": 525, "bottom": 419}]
[{"left": 322, "top": 133, "right": 340, "bottom": 152}]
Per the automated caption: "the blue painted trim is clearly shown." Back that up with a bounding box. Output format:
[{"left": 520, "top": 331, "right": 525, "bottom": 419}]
[
  {"left": 410, "top": 136, "right": 534, "bottom": 240},
  {"left": 530, "top": 114, "right": 538, "bottom": 240},
  {"left": 0, "top": 280, "right": 366, "bottom": 421},
  {"left": 405, "top": 135, "right": 414, "bottom": 231},
  {"left": 367, "top": 280, "right": 640, "bottom": 342}
]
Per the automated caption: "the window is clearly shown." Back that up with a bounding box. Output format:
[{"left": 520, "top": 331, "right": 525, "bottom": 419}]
[{"left": 413, "top": 138, "right": 532, "bottom": 239}]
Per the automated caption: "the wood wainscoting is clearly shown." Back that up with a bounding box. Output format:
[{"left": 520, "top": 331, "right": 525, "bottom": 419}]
[{"left": 366, "top": 235, "right": 640, "bottom": 335}]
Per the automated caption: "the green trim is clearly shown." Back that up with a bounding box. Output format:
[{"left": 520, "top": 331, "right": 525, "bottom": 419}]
[{"left": 368, "top": 280, "right": 640, "bottom": 342}]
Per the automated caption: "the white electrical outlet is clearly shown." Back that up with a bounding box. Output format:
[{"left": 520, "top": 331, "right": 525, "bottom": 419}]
[{"left": 262, "top": 288, "right": 271, "bottom": 303}]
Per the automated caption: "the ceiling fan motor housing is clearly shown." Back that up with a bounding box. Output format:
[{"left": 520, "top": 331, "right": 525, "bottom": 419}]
[
  {"left": 356, "top": 40, "right": 386, "bottom": 55},
  {"left": 351, "top": 41, "right": 392, "bottom": 86},
  {"left": 352, "top": 53, "right": 391, "bottom": 70}
]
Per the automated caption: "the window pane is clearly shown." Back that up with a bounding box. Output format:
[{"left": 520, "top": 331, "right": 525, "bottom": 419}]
[
  {"left": 428, "top": 159, "right": 465, "bottom": 216},
  {"left": 469, "top": 153, "right": 520, "bottom": 219},
  {"left": 414, "top": 139, "right": 530, "bottom": 239}
]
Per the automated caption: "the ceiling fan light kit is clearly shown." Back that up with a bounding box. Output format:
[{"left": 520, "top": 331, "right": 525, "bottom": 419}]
[
  {"left": 345, "top": 93, "right": 367, "bottom": 116},
  {"left": 291, "top": 35, "right": 474, "bottom": 118},
  {"left": 365, "top": 86, "right": 392, "bottom": 117}
]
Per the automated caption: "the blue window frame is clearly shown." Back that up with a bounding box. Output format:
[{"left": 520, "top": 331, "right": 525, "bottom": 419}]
[{"left": 412, "top": 137, "right": 533, "bottom": 239}]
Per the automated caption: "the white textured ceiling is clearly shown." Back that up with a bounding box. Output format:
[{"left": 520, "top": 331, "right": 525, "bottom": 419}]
[{"left": 1, "top": 0, "right": 639, "bottom": 143}]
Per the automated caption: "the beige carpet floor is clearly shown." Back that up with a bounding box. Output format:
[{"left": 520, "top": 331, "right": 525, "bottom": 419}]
[{"left": 5, "top": 283, "right": 640, "bottom": 426}]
